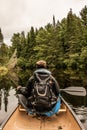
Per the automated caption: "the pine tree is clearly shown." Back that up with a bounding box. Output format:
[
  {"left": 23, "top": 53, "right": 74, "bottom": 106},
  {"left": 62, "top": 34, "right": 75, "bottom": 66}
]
[
  {"left": 53, "top": 15, "right": 56, "bottom": 27},
  {"left": 66, "top": 9, "right": 82, "bottom": 54},
  {"left": 0, "top": 28, "right": 3, "bottom": 46},
  {"left": 80, "top": 5, "right": 87, "bottom": 28}
]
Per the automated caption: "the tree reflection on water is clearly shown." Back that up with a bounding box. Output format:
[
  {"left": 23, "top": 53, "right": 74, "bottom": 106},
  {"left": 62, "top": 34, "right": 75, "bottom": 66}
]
[
  {"left": 0, "top": 78, "right": 17, "bottom": 124},
  {"left": 3, "top": 89, "right": 9, "bottom": 112},
  {"left": 0, "top": 90, "right": 2, "bottom": 110}
]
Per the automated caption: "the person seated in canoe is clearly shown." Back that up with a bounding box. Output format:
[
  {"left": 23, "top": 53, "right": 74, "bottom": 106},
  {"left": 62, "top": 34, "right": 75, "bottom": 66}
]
[{"left": 17, "top": 60, "right": 61, "bottom": 117}]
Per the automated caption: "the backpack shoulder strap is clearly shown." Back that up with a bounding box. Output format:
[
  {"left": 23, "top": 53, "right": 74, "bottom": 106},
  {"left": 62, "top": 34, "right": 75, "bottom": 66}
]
[
  {"left": 35, "top": 73, "right": 42, "bottom": 82},
  {"left": 35, "top": 73, "right": 51, "bottom": 83}
]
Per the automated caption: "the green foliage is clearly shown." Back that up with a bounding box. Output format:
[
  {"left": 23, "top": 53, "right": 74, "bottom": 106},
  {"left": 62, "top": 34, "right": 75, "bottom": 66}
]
[
  {"left": 1, "top": 5, "right": 87, "bottom": 84},
  {"left": 0, "top": 43, "right": 9, "bottom": 64},
  {"left": 80, "top": 5, "right": 87, "bottom": 28},
  {"left": 0, "top": 28, "right": 3, "bottom": 43}
]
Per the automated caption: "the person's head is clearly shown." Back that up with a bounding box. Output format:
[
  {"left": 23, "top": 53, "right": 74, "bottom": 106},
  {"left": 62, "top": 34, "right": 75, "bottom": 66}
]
[{"left": 36, "top": 60, "right": 47, "bottom": 68}]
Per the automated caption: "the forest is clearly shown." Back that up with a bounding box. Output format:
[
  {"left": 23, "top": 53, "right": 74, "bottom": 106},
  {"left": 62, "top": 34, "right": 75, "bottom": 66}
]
[{"left": 0, "top": 5, "right": 87, "bottom": 86}]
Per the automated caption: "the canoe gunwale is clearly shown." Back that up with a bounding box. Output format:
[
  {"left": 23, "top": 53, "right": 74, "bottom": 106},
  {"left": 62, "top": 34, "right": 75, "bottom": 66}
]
[
  {"left": 0, "top": 104, "right": 18, "bottom": 130},
  {"left": 61, "top": 96, "right": 85, "bottom": 130}
]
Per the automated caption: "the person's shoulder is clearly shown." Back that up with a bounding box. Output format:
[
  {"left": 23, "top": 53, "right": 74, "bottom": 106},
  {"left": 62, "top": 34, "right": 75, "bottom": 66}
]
[{"left": 50, "top": 75, "right": 57, "bottom": 81}]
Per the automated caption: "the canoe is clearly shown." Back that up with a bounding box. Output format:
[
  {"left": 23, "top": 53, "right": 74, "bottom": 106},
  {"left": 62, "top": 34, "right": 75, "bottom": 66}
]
[{"left": 0, "top": 97, "right": 85, "bottom": 130}]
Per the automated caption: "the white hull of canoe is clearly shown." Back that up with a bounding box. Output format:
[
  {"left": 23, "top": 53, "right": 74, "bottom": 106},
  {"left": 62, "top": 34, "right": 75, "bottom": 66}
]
[{"left": 0, "top": 97, "right": 85, "bottom": 130}]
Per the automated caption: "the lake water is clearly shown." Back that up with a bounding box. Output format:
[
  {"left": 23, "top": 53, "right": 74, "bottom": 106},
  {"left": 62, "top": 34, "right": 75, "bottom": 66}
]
[
  {"left": 0, "top": 87, "right": 87, "bottom": 129},
  {"left": 0, "top": 88, "right": 18, "bottom": 124}
]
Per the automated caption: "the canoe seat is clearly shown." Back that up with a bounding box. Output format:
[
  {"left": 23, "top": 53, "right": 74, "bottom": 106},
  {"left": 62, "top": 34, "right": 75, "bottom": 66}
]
[
  {"left": 18, "top": 103, "right": 67, "bottom": 114},
  {"left": 59, "top": 103, "right": 66, "bottom": 112},
  {"left": 18, "top": 105, "right": 26, "bottom": 112}
]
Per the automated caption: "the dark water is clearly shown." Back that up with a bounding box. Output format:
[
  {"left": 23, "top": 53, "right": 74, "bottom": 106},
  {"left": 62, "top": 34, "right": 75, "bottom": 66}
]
[
  {"left": 62, "top": 92, "right": 87, "bottom": 130},
  {"left": 0, "top": 87, "right": 87, "bottom": 129}
]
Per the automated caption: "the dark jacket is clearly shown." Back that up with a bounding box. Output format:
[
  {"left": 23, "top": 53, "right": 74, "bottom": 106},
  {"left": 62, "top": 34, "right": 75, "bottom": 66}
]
[{"left": 18, "top": 68, "right": 60, "bottom": 98}]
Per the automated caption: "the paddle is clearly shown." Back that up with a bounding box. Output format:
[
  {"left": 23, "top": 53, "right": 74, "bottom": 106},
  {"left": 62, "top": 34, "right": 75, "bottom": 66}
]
[
  {"left": 60, "top": 86, "right": 86, "bottom": 96},
  {"left": 10, "top": 74, "right": 86, "bottom": 97}
]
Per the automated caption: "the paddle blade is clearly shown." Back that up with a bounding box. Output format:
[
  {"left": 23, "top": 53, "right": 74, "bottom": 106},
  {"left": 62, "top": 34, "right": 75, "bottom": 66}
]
[{"left": 60, "top": 87, "right": 86, "bottom": 96}]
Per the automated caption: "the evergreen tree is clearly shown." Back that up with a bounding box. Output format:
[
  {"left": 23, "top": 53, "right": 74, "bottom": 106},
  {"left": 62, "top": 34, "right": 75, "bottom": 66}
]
[
  {"left": 20, "top": 31, "right": 26, "bottom": 57},
  {"left": 25, "top": 27, "right": 36, "bottom": 67},
  {"left": 80, "top": 5, "right": 87, "bottom": 28},
  {"left": 80, "top": 5, "right": 87, "bottom": 48},
  {"left": 53, "top": 15, "right": 56, "bottom": 27},
  {"left": 0, "top": 43, "right": 8, "bottom": 64},
  {"left": 66, "top": 9, "right": 83, "bottom": 54},
  {"left": 0, "top": 28, "right": 3, "bottom": 46},
  {"left": 11, "top": 33, "right": 21, "bottom": 57}
]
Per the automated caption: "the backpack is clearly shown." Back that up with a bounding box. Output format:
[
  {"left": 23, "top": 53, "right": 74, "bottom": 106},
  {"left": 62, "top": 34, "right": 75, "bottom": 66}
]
[{"left": 32, "top": 73, "right": 57, "bottom": 112}]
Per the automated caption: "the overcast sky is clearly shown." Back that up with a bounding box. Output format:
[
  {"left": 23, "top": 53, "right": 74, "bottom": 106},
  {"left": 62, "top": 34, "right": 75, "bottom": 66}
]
[{"left": 0, "top": 0, "right": 86, "bottom": 45}]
